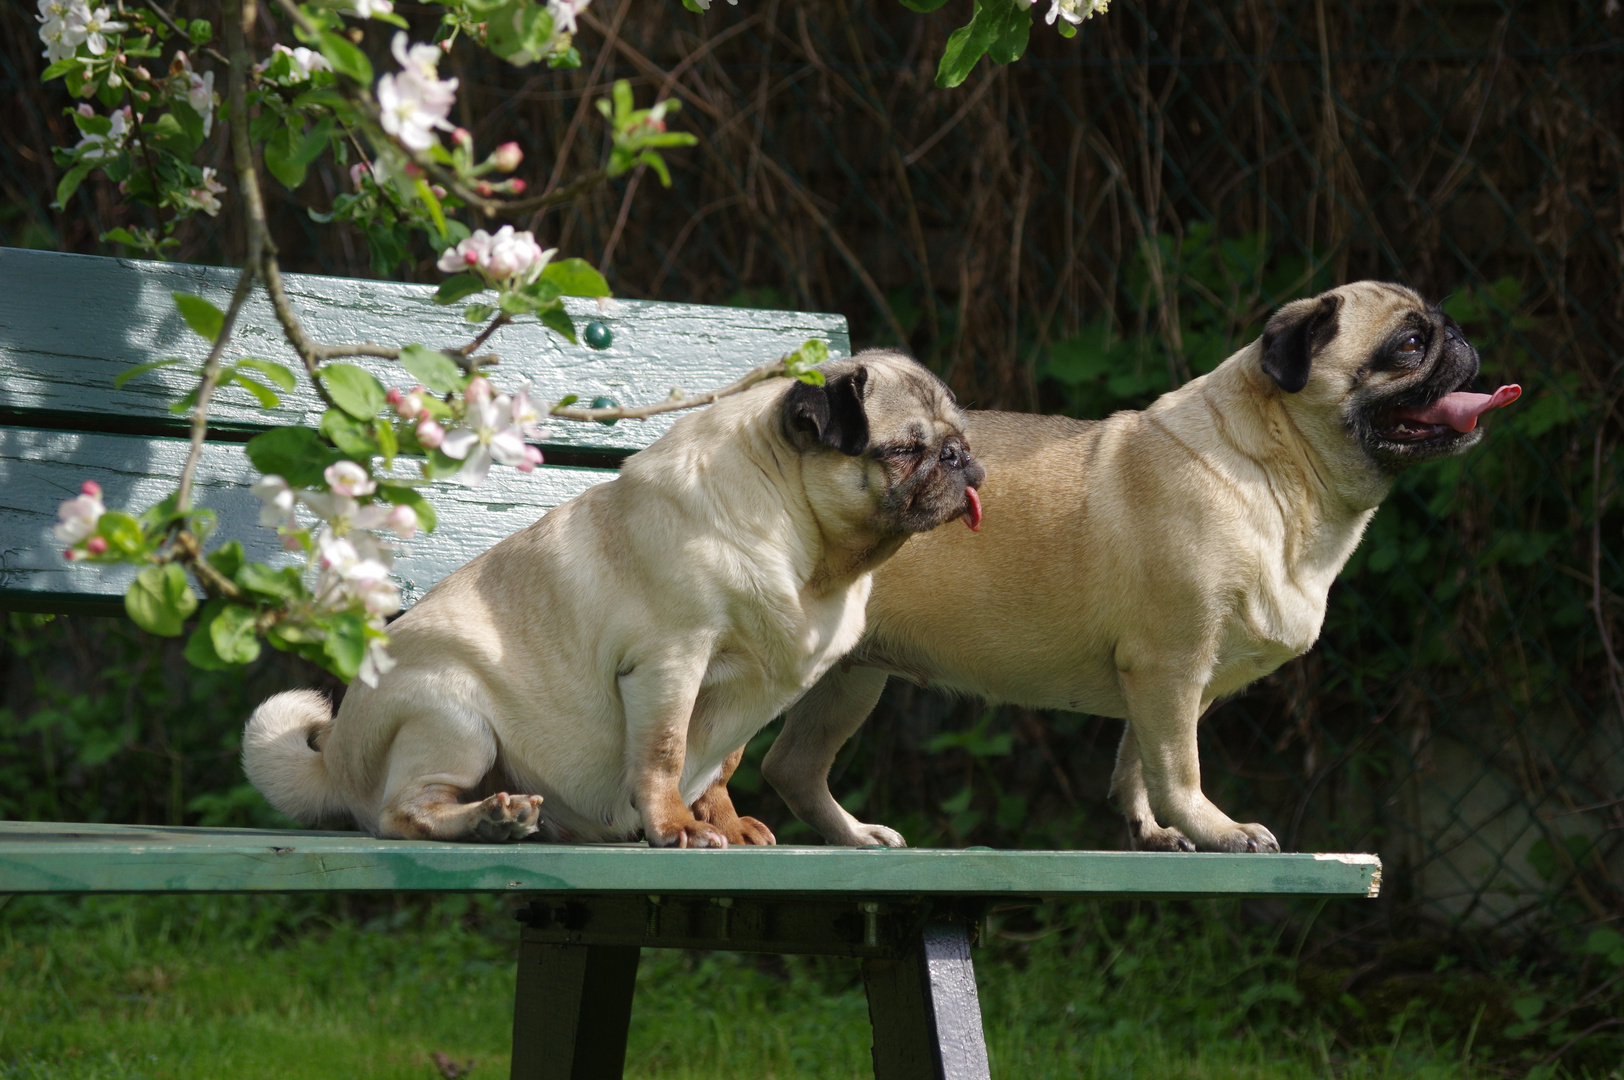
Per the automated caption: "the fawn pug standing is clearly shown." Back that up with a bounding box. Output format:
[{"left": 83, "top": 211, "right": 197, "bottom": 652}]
[
  {"left": 243, "top": 350, "right": 983, "bottom": 846},
  {"left": 766, "top": 283, "right": 1520, "bottom": 852}
]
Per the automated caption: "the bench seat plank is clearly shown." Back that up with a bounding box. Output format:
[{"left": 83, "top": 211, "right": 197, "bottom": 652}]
[
  {"left": 0, "top": 248, "right": 851, "bottom": 455},
  {"left": 0, "top": 822, "right": 1381, "bottom": 898},
  {"left": 0, "top": 426, "right": 611, "bottom": 612}
]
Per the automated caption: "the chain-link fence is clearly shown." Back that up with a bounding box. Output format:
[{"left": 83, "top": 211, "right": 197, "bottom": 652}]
[{"left": 3, "top": 1, "right": 1622, "bottom": 941}]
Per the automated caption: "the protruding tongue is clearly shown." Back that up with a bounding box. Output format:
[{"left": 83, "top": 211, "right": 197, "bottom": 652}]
[
  {"left": 963, "top": 486, "right": 982, "bottom": 532},
  {"left": 1396, "top": 384, "right": 1522, "bottom": 433}
]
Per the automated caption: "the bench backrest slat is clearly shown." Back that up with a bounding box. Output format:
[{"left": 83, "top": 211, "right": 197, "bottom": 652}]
[{"left": 0, "top": 248, "right": 852, "bottom": 614}]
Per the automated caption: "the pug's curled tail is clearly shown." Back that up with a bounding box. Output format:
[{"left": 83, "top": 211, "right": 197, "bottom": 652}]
[{"left": 243, "top": 690, "right": 349, "bottom": 826}]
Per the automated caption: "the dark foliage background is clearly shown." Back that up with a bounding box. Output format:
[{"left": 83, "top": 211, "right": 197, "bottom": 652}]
[{"left": 3, "top": 0, "right": 1623, "bottom": 1019}]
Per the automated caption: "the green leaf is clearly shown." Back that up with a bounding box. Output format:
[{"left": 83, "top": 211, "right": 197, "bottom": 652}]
[
  {"left": 318, "top": 32, "right": 373, "bottom": 84},
  {"left": 539, "top": 304, "right": 577, "bottom": 344},
  {"left": 237, "top": 562, "right": 304, "bottom": 601},
  {"left": 319, "top": 408, "right": 380, "bottom": 458},
  {"left": 463, "top": 303, "right": 497, "bottom": 323},
  {"left": 540, "top": 258, "right": 611, "bottom": 298},
  {"left": 378, "top": 484, "right": 438, "bottom": 533},
  {"left": 188, "top": 18, "right": 213, "bottom": 45},
  {"left": 322, "top": 362, "right": 387, "bottom": 420},
  {"left": 398, "top": 344, "right": 466, "bottom": 394},
  {"left": 935, "top": 0, "right": 1027, "bottom": 89},
  {"left": 234, "top": 358, "right": 297, "bottom": 391},
  {"left": 206, "top": 540, "right": 245, "bottom": 580},
  {"left": 114, "top": 357, "right": 186, "bottom": 389},
  {"left": 374, "top": 416, "right": 398, "bottom": 465},
  {"left": 484, "top": 1, "right": 555, "bottom": 65},
  {"left": 125, "top": 564, "right": 198, "bottom": 637},
  {"left": 246, "top": 426, "right": 337, "bottom": 487},
  {"left": 413, "top": 178, "right": 447, "bottom": 239},
  {"left": 54, "top": 163, "right": 93, "bottom": 211},
  {"left": 209, "top": 603, "right": 263, "bottom": 665},
  {"left": 172, "top": 292, "right": 226, "bottom": 343},
  {"left": 988, "top": 0, "right": 1031, "bottom": 64},
  {"left": 183, "top": 600, "right": 231, "bottom": 670},
  {"left": 896, "top": 0, "right": 953, "bottom": 8},
  {"left": 638, "top": 148, "right": 673, "bottom": 187},
  {"left": 322, "top": 613, "right": 367, "bottom": 682},
  {"left": 435, "top": 273, "right": 488, "bottom": 305},
  {"left": 41, "top": 57, "right": 81, "bottom": 81},
  {"left": 225, "top": 371, "right": 280, "bottom": 409},
  {"left": 94, "top": 511, "right": 145, "bottom": 557}
]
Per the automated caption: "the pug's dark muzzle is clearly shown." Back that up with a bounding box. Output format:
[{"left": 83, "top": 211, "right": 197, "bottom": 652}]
[
  {"left": 885, "top": 438, "right": 985, "bottom": 534},
  {"left": 1357, "top": 326, "right": 1520, "bottom": 469}
]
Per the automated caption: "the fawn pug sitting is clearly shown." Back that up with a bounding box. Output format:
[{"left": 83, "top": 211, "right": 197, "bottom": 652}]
[{"left": 243, "top": 350, "right": 983, "bottom": 846}]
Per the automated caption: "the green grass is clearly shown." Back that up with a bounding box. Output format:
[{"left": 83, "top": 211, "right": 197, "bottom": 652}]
[{"left": 0, "top": 895, "right": 1566, "bottom": 1079}]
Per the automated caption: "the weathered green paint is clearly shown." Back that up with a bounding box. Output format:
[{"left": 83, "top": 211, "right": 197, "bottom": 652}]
[
  {"left": 0, "top": 428, "right": 611, "bottom": 611},
  {"left": 0, "top": 822, "right": 1381, "bottom": 898},
  {"left": 0, "top": 248, "right": 851, "bottom": 455}
]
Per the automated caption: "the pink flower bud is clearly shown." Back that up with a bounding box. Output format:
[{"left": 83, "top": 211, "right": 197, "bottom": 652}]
[
  {"left": 475, "top": 181, "right": 493, "bottom": 197},
  {"left": 431, "top": 184, "right": 447, "bottom": 199},
  {"left": 63, "top": 548, "right": 81, "bottom": 561},
  {"left": 396, "top": 391, "right": 424, "bottom": 419},
  {"left": 517, "top": 445, "right": 543, "bottom": 473},
  {"left": 465, "top": 376, "right": 493, "bottom": 406},
  {"left": 86, "top": 536, "right": 108, "bottom": 555},
  {"left": 439, "top": 39, "right": 453, "bottom": 52},
  {"left": 404, "top": 162, "right": 424, "bottom": 179},
  {"left": 81, "top": 481, "right": 102, "bottom": 498},
  {"left": 453, "top": 127, "right": 472, "bottom": 146},
  {"left": 464, "top": 249, "right": 480, "bottom": 266},
  {"left": 116, "top": 52, "right": 127, "bottom": 64},
  {"left": 350, "top": 162, "right": 370, "bottom": 188},
  {"left": 386, "top": 387, "right": 403, "bottom": 405},
  {"left": 508, "top": 178, "right": 527, "bottom": 195},
  {"left": 416, "top": 418, "right": 445, "bottom": 449},
  {"left": 385, "top": 504, "right": 418, "bottom": 539},
  {"left": 492, "top": 142, "right": 523, "bottom": 171},
  {"left": 77, "top": 103, "right": 95, "bottom": 117},
  {"left": 135, "top": 66, "right": 151, "bottom": 80}
]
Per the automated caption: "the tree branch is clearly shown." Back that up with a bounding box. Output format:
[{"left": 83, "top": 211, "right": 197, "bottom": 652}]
[
  {"left": 548, "top": 357, "right": 794, "bottom": 422},
  {"left": 140, "top": 0, "right": 230, "bottom": 64}
]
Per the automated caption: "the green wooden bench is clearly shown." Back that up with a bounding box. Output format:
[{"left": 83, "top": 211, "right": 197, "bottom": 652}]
[{"left": 0, "top": 247, "right": 1382, "bottom": 1080}]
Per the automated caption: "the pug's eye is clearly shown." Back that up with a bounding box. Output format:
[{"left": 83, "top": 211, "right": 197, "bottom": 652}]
[{"left": 1397, "top": 333, "right": 1424, "bottom": 354}]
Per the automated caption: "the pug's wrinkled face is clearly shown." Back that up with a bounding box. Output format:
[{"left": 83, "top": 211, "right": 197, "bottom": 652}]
[
  {"left": 781, "top": 349, "right": 984, "bottom": 538},
  {"left": 1259, "top": 281, "right": 1519, "bottom": 476}
]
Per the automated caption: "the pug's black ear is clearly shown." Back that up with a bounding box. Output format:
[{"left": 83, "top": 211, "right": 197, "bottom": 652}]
[
  {"left": 1261, "top": 293, "right": 1341, "bottom": 393},
  {"left": 782, "top": 366, "right": 870, "bottom": 456}
]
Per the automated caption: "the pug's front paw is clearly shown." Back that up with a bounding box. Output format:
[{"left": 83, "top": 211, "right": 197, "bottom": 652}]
[
  {"left": 470, "top": 792, "right": 544, "bottom": 842},
  {"left": 648, "top": 818, "right": 729, "bottom": 849},
  {"left": 843, "top": 822, "right": 906, "bottom": 848},
  {"left": 1208, "top": 822, "right": 1280, "bottom": 853}
]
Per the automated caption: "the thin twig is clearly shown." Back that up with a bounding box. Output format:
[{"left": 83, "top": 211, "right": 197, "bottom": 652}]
[
  {"left": 140, "top": 0, "right": 229, "bottom": 64},
  {"left": 459, "top": 314, "right": 511, "bottom": 358},
  {"left": 549, "top": 357, "right": 793, "bottom": 422}
]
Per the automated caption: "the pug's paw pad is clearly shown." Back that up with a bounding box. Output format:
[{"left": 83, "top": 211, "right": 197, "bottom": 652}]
[
  {"left": 470, "top": 792, "right": 544, "bottom": 842},
  {"left": 849, "top": 823, "right": 906, "bottom": 848},
  {"left": 1133, "top": 823, "right": 1196, "bottom": 852},
  {"left": 725, "top": 816, "right": 776, "bottom": 846},
  {"left": 1210, "top": 823, "right": 1279, "bottom": 854}
]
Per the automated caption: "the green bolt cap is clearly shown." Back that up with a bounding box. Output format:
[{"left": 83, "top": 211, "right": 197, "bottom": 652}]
[
  {"left": 590, "top": 395, "right": 620, "bottom": 425},
  {"left": 584, "top": 321, "right": 613, "bottom": 350}
]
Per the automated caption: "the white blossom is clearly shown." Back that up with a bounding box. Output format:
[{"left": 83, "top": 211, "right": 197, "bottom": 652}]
[
  {"left": 72, "top": 4, "right": 127, "bottom": 55},
  {"left": 258, "top": 44, "right": 332, "bottom": 84},
  {"left": 357, "top": 636, "right": 396, "bottom": 687},
  {"left": 437, "top": 226, "right": 554, "bottom": 289},
  {"left": 510, "top": 381, "right": 549, "bottom": 441},
  {"left": 440, "top": 382, "right": 529, "bottom": 486},
  {"left": 72, "top": 105, "right": 131, "bottom": 163},
  {"left": 324, "top": 460, "right": 376, "bottom": 498},
  {"left": 37, "top": 0, "right": 88, "bottom": 62},
  {"left": 376, "top": 35, "right": 458, "bottom": 152},
  {"left": 251, "top": 474, "right": 297, "bottom": 529},
  {"left": 384, "top": 504, "right": 418, "bottom": 539},
  {"left": 53, "top": 480, "right": 105, "bottom": 545},
  {"left": 185, "top": 166, "right": 227, "bottom": 216},
  {"left": 350, "top": 0, "right": 394, "bottom": 18},
  {"left": 547, "top": 0, "right": 592, "bottom": 36},
  {"left": 1046, "top": 0, "right": 1109, "bottom": 27},
  {"left": 186, "top": 69, "right": 216, "bottom": 135},
  {"left": 688, "top": 0, "right": 738, "bottom": 9}
]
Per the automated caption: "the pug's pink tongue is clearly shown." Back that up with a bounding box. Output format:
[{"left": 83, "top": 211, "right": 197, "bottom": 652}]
[
  {"left": 964, "top": 486, "right": 982, "bottom": 532},
  {"left": 1396, "top": 384, "right": 1522, "bottom": 432}
]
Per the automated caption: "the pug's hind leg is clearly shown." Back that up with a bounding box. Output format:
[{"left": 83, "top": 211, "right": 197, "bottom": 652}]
[
  {"left": 376, "top": 711, "right": 544, "bottom": 842},
  {"left": 1109, "top": 723, "right": 1194, "bottom": 852},
  {"left": 765, "top": 664, "right": 903, "bottom": 847},
  {"left": 691, "top": 748, "right": 776, "bottom": 846},
  {"left": 621, "top": 655, "right": 728, "bottom": 849}
]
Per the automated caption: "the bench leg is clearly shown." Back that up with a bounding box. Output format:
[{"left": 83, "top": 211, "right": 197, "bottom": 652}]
[
  {"left": 861, "top": 919, "right": 990, "bottom": 1080},
  {"left": 510, "top": 940, "right": 640, "bottom": 1080}
]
